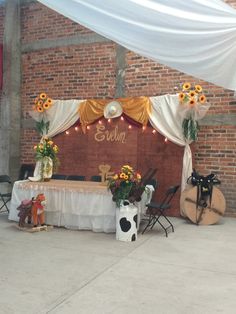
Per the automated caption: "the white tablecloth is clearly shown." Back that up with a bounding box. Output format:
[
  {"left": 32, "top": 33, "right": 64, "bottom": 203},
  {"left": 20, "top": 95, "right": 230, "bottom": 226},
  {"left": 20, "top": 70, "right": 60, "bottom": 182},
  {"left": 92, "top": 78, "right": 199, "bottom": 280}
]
[{"left": 8, "top": 180, "right": 152, "bottom": 233}]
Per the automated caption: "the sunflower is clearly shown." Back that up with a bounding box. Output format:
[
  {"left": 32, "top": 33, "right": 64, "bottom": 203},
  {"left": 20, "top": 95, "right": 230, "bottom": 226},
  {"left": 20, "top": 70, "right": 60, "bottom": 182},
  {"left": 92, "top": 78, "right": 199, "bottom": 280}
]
[
  {"left": 178, "top": 92, "right": 185, "bottom": 102},
  {"left": 43, "top": 102, "right": 50, "bottom": 110},
  {"left": 37, "top": 99, "right": 43, "bottom": 107},
  {"left": 37, "top": 106, "right": 44, "bottom": 113},
  {"left": 195, "top": 85, "right": 202, "bottom": 93},
  {"left": 189, "top": 98, "right": 196, "bottom": 107},
  {"left": 120, "top": 173, "right": 125, "bottom": 179},
  {"left": 40, "top": 93, "right": 47, "bottom": 100},
  {"left": 199, "top": 94, "right": 206, "bottom": 103},
  {"left": 188, "top": 91, "right": 196, "bottom": 98},
  {"left": 183, "top": 82, "right": 191, "bottom": 90},
  {"left": 47, "top": 98, "right": 52, "bottom": 105},
  {"left": 113, "top": 174, "right": 118, "bottom": 180},
  {"left": 53, "top": 145, "right": 58, "bottom": 152}
]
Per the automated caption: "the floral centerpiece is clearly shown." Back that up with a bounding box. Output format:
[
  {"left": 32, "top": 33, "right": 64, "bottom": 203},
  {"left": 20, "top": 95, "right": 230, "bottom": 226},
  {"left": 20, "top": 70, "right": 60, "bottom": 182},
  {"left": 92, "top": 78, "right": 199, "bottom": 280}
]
[
  {"left": 33, "top": 137, "right": 59, "bottom": 181},
  {"left": 108, "top": 165, "right": 145, "bottom": 207},
  {"left": 178, "top": 82, "right": 208, "bottom": 141}
]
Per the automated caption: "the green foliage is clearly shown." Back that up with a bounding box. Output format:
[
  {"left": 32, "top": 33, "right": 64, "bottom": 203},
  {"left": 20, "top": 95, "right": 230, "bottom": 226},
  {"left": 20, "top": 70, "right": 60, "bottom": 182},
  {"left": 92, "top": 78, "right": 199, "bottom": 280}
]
[
  {"left": 182, "top": 116, "right": 199, "bottom": 141},
  {"left": 36, "top": 119, "right": 50, "bottom": 136}
]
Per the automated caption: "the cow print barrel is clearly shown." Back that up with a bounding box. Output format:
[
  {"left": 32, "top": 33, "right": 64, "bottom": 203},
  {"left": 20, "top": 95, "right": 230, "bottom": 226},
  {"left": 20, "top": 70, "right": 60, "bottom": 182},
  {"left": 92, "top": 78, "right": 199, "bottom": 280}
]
[{"left": 116, "top": 201, "right": 138, "bottom": 242}]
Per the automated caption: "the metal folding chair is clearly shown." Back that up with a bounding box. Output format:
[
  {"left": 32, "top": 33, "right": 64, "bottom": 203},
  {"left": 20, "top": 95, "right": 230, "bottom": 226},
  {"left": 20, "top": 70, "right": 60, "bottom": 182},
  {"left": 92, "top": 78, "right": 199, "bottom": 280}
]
[
  {"left": 51, "top": 174, "right": 67, "bottom": 180},
  {"left": 0, "top": 175, "right": 12, "bottom": 213},
  {"left": 66, "top": 175, "right": 85, "bottom": 181},
  {"left": 18, "top": 164, "right": 35, "bottom": 180},
  {"left": 90, "top": 175, "right": 102, "bottom": 182},
  {"left": 142, "top": 185, "right": 180, "bottom": 237},
  {"left": 144, "top": 178, "right": 158, "bottom": 190}
]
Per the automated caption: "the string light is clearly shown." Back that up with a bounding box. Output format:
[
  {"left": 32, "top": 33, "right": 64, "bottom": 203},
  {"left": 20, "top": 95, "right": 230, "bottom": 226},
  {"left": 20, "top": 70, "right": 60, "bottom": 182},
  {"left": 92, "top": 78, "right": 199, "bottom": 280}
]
[
  {"left": 98, "top": 120, "right": 102, "bottom": 124},
  {"left": 152, "top": 129, "right": 156, "bottom": 134},
  {"left": 65, "top": 130, "right": 70, "bottom": 135},
  {"left": 86, "top": 125, "right": 90, "bottom": 130},
  {"left": 108, "top": 118, "right": 111, "bottom": 123},
  {"left": 74, "top": 126, "right": 79, "bottom": 131},
  {"left": 165, "top": 137, "right": 168, "bottom": 143},
  {"left": 120, "top": 116, "right": 124, "bottom": 121},
  {"left": 142, "top": 126, "right": 146, "bottom": 131},
  {"left": 128, "top": 125, "right": 132, "bottom": 129}
]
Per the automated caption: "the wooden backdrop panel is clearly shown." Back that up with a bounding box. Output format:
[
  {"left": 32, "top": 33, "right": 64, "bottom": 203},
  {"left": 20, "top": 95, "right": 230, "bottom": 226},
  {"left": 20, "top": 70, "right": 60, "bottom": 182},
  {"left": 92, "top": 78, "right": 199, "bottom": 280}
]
[{"left": 54, "top": 118, "right": 183, "bottom": 216}]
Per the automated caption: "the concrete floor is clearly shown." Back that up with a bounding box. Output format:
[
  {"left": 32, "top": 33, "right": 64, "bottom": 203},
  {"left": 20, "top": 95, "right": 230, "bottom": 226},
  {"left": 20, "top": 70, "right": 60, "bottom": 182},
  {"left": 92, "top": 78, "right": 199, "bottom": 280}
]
[{"left": 1, "top": 212, "right": 236, "bottom": 314}]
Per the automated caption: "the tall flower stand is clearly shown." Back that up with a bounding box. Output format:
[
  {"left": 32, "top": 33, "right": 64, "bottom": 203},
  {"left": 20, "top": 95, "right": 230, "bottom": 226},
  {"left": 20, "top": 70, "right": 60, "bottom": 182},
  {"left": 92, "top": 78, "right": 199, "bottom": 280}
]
[{"left": 116, "top": 200, "right": 138, "bottom": 242}]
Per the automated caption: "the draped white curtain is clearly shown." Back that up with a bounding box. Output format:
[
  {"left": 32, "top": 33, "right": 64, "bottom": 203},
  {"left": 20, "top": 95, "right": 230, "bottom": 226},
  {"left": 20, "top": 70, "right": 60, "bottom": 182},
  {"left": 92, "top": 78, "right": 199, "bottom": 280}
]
[
  {"left": 30, "top": 99, "right": 84, "bottom": 137},
  {"left": 37, "top": 0, "right": 236, "bottom": 90},
  {"left": 149, "top": 95, "right": 192, "bottom": 191},
  {"left": 30, "top": 95, "right": 210, "bottom": 191}
]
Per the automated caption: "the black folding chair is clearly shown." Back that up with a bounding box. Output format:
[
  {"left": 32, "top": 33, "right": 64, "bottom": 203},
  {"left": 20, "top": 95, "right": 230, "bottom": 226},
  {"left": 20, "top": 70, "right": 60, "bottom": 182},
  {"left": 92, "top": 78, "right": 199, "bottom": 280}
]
[
  {"left": 142, "top": 185, "right": 180, "bottom": 237},
  {"left": 66, "top": 175, "right": 85, "bottom": 181},
  {"left": 0, "top": 175, "right": 12, "bottom": 213},
  {"left": 144, "top": 178, "right": 158, "bottom": 190},
  {"left": 18, "top": 164, "right": 35, "bottom": 180},
  {"left": 51, "top": 174, "right": 67, "bottom": 180},
  {"left": 90, "top": 175, "right": 102, "bottom": 182}
]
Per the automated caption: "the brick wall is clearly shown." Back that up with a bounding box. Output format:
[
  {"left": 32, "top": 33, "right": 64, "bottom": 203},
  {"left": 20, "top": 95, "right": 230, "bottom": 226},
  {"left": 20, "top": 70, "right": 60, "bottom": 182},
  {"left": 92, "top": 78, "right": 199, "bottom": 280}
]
[{"left": 19, "top": 0, "right": 236, "bottom": 215}]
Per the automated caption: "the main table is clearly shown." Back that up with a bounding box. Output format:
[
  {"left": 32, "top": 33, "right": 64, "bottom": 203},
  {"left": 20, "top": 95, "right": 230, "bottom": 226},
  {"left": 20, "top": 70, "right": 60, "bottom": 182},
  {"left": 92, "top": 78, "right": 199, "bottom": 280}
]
[{"left": 8, "top": 180, "right": 152, "bottom": 233}]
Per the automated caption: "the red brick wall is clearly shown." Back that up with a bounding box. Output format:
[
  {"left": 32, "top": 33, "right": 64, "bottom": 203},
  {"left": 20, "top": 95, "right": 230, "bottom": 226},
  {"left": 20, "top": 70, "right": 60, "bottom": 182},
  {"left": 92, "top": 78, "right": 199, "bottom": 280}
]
[{"left": 20, "top": 0, "right": 236, "bottom": 215}]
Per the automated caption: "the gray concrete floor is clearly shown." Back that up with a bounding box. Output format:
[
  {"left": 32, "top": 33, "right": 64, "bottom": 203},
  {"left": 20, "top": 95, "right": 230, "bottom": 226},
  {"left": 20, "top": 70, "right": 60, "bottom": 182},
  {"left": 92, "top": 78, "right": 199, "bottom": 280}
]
[{"left": 0, "top": 212, "right": 236, "bottom": 314}]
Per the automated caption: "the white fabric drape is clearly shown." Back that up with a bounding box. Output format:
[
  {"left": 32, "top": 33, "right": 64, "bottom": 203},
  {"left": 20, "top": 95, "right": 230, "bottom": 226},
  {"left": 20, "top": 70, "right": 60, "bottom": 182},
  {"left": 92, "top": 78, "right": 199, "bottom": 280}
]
[
  {"left": 149, "top": 95, "right": 193, "bottom": 191},
  {"left": 30, "top": 99, "right": 83, "bottom": 137},
  {"left": 37, "top": 0, "right": 236, "bottom": 90}
]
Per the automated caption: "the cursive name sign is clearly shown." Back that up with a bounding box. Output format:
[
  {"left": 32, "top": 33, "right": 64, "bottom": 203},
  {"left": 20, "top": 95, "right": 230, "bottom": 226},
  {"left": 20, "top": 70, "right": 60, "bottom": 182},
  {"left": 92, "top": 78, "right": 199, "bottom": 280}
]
[{"left": 94, "top": 125, "right": 126, "bottom": 143}]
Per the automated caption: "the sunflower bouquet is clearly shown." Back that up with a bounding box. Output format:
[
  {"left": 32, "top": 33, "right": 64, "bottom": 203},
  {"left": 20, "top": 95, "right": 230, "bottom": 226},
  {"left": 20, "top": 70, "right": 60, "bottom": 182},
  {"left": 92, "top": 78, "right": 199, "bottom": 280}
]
[
  {"left": 108, "top": 165, "right": 145, "bottom": 207},
  {"left": 178, "top": 82, "right": 208, "bottom": 141},
  {"left": 32, "top": 93, "right": 53, "bottom": 136},
  {"left": 34, "top": 137, "right": 59, "bottom": 179}
]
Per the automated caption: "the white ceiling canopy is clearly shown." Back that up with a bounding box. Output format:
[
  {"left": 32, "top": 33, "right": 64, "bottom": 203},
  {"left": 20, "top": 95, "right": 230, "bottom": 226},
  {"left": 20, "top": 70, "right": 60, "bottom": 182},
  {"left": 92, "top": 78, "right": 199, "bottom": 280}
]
[{"left": 37, "top": 0, "right": 236, "bottom": 90}]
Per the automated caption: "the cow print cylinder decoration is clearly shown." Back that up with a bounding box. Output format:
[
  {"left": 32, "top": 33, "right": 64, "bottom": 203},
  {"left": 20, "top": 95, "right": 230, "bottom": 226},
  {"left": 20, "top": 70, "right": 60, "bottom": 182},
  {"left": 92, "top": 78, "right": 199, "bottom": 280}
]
[{"left": 116, "top": 200, "right": 138, "bottom": 242}]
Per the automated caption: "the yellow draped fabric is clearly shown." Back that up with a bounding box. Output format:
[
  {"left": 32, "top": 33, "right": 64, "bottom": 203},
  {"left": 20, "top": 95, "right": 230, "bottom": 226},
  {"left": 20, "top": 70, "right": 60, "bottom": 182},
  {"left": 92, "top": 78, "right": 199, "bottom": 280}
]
[{"left": 78, "top": 97, "right": 151, "bottom": 132}]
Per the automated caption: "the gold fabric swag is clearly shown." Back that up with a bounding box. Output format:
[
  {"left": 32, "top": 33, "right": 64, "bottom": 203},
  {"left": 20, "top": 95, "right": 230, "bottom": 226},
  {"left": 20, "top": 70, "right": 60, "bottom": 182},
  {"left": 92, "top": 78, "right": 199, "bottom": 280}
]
[{"left": 78, "top": 97, "right": 151, "bottom": 132}]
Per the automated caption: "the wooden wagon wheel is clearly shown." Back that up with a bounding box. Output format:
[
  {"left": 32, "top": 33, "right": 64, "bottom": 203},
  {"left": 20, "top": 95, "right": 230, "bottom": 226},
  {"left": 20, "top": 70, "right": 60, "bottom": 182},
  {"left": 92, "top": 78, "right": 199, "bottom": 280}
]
[{"left": 182, "top": 186, "right": 226, "bottom": 225}]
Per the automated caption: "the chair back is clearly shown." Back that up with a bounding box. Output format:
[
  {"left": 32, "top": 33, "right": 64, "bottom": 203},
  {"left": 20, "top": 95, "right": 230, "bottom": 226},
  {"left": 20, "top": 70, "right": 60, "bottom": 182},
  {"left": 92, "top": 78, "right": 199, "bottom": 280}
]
[
  {"left": 161, "top": 185, "right": 180, "bottom": 208},
  {"left": 18, "top": 164, "right": 35, "bottom": 180},
  {"left": 144, "top": 178, "right": 158, "bottom": 190},
  {"left": 0, "top": 175, "right": 11, "bottom": 184},
  {"left": 51, "top": 174, "right": 67, "bottom": 180},
  {"left": 67, "top": 175, "right": 85, "bottom": 181},
  {"left": 90, "top": 175, "right": 102, "bottom": 182},
  {"left": 0, "top": 175, "right": 12, "bottom": 212}
]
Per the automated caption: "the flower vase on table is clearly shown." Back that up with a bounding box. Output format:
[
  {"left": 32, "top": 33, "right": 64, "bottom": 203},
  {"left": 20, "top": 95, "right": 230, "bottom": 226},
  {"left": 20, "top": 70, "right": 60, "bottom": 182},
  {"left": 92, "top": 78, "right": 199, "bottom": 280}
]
[
  {"left": 33, "top": 156, "right": 53, "bottom": 181},
  {"left": 29, "top": 137, "right": 59, "bottom": 182}
]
